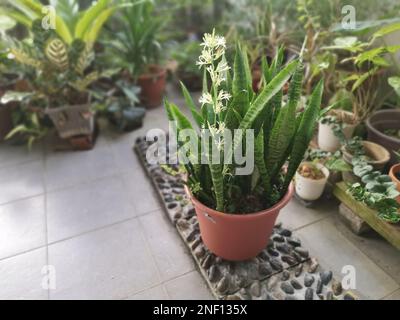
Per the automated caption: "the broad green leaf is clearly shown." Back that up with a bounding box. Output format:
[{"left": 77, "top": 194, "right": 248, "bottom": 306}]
[
  {"left": 0, "top": 14, "right": 17, "bottom": 31},
  {"left": 388, "top": 76, "right": 400, "bottom": 97},
  {"left": 372, "top": 22, "right": 400, "bottom": 42},
  {"left": 84, "top": 6, "right": 116, "bottom": 44},
  {"left": 0, "top": 91, "right": 34, "bottom": 104},
  {"left": 74, "top": 0, "right": 109, "bottom": 39}
]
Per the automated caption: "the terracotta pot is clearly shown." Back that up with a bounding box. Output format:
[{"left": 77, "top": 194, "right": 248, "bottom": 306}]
[
  {"left": 138, "top": 65, "right": 166, "bottom": 108},
  {"left": 318, "top": 110, "right": 356, "bottom": 152},
  {"left": 0, "top": 104, "right": 13, "bottom": 141},
  {"left": 177, "top": 71, "right": 202, "bottom": 92},
  {"left": 252, "top": 68, "right": 262, "bottom": 93},
  {"left": 0, "top": 81, "right": 17, "bottom": 141},
  {"left": 341, "top": 141, "right": 391, "bottom": 183},
  {"left": 295, "top": 162, "right": 330, "bottom": 201},
  {"left": 187, "top": 184, "right": 294, "bottom": 261},
  {"left": 389, "top": 164, "right": 400, "bottom": 204},
  {"left": 366, "top": 110, "right": 400, "bottom": 165}
]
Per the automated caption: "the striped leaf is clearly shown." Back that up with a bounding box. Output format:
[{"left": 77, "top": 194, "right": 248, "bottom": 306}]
[
  {"left": 281, "top": 79, "right": 324, "bottom": 195},
  {"left": 266, "top": 62, "right": 304, "bottom": 172},
  {"left": 45, "top": 38, "right": 69, "bottom": 70}
]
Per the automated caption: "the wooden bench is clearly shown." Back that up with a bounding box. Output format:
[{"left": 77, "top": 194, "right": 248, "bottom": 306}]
[{"left": 333, "top": 182, "right": 400, "bottom": 250}]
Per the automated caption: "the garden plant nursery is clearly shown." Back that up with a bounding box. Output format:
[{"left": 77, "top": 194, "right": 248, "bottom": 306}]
[{"left": 0, "top": 0, "right": 399, "bottom": 305}]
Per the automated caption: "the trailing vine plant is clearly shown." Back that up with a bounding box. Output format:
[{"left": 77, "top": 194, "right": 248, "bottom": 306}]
[{"left": 320, "top": 113, "right": 400, "bottom": 222}]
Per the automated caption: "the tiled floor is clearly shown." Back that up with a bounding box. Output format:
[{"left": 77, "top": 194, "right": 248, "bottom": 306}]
[{"left": 0, "top": 86, "right": 399, "bottom": 300}]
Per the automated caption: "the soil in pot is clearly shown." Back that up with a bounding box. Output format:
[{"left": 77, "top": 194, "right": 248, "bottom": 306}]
[
  {"left": 138, "top": 65, "right": 167, "bottom": 108},
  {"left": 298, "top": 163, "right": 326, "bottom": 180},
  {"left": 295, "top": 162, "right": 329, "bottom": 201},
  {"left": 187, "top": 184, "right": 295, "bottom": 261}
]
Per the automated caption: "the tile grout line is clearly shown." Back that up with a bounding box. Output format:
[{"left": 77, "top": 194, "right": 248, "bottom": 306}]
[
  {"left": 43, "top": 148, "right": 50, "bottom": 300},
  {"left": 295, "top": 215, "right": 400, "bottom": 298},
  {"left": 0, "top": 208, "right": 160, "bottom": 264},
  {"left": 380, "top": 287, "right": 400, "bottom": 300},
  {"left": 291, "top": 214, "right": 331, "bottom": 232},
  {"left": 121, "top": 269, "right": 196, "bottom": 300},
  {"left": 135, "top": 217, "right": 166, "bottom": 297}
]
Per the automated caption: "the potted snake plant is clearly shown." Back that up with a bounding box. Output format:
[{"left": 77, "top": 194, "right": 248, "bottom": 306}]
[
  {"left": 164, "top": 31, "right": 324, "bottom": 261},
  {"left": 103, "top": 0, "right": 166, "bottom": 108}
]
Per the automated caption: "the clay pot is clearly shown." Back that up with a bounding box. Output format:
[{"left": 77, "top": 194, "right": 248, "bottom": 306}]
[
  {"left": 252, "top": 68, "right": 262, "bottom": 93},
  {"left": 187, "top": 184, "right": 294, "bottom": 261},
  {"left": 177, "top": 71, "right": 202, "bottom": 92},
  {"left": 389, "top": 164, "right": 400, "bottom": 204},
  {"left": 295, "top": 162, "right": 330, "bottom": 201},
  {"left": 0, "top": 103, "right": 13, "bottom": 141},
  {"left": 366, "top": 110, "right": 400, "bottom": 165},
  {"left": 138, "top": 65, "right": 167, "bottom": 108},
  {"left": 318, "top": 110, "right": 356, "bottom": 152},
  {"left": 341, "top": 141, "right": 391, "bottom": 183}
]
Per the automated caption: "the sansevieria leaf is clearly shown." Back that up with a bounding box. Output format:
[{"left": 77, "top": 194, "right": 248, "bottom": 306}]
[
  {"left": 228, "top": 59, "right": 298, "bottom": 163},
  {"left": 266, "top": 62, "right": 304, "bottom": 172},
  {"left": 281, "top": 79, "right": 324, "bottom": 195}
]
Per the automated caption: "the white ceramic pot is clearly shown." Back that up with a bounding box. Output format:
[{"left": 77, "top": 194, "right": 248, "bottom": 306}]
[
  {"left": 318, "top": 119, "right": 356, "bottom": 153},
  {"left": 295, "top": 162, "right": 330, "bottom": 201}
]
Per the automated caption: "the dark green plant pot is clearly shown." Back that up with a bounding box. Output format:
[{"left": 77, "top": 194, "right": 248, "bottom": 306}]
[{"left": 109, "top": 106, "right": 146, "bottom": 132}]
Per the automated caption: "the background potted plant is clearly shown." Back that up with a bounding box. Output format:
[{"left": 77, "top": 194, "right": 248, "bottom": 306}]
[
  {"left": 366, "top": 76, "right": 400, "bottom": 164},
  {"left": 295, "top": 161, "right": 329, "bottom": 201},
  {"left": 164, "top": 31, "right": 324, "bottom": 261},
  {"left": 93, "top": 80, "right": 146, "bottom": 132},
  {"left": 170, "top": 40, "right": 203, "bottom": 91},
  {"left": 103, "top": 0, "right": 166, "bottom": 108},
  {"left": 2, "top": 0, "right": 119, "bottom": 149},
  {"left": 389, "top": 150, "right": 400, "bottom": 204},
  {"left": 318, "top": 23, "right": 400, "bottom": 152}
]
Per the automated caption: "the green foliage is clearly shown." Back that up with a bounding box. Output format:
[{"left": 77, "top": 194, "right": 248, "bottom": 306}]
[
  {"left": 170, "top": 41, "right": 202, "bottom": 78},
  {"left": 394, "top": 149, "right": 400, "bottom": 163},
  {"left": 3, "top": 0, "right": 118, "bottom": 45},
  {"left": 323, "top": 22, "right": 400, "bottom": 123},
  {"left": 101, "top": 0, "right": 163, "bottom": 78},
  {"left": 165, "top": 33, "right": 323, "bottom": 213},
  {"left": 346, "top": 138, "right": 400, "bottom": 223}
]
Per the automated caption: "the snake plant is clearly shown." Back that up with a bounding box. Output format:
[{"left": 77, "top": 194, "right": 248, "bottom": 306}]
[{"left": 164, "top": 31, "right": 324, "bottom": 214}]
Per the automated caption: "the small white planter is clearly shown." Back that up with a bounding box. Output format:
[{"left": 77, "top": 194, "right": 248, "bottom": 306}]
[
  {"left": 318, "top": 121, "right": 356, "bottom": 153},
  {"left": 295, "top": 162, "right": 330, "bottom": 201}
]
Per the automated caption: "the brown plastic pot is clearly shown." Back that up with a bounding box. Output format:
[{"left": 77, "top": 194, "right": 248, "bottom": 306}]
[
  {"left": 341, "top": 141, "right": 391, "bottom": 183},
  {"left": 389, "top": 164, "right": 400, "bottom": 204},
  {"left": 187, "top": 184, "right": 294, "bottom": 261},
  {"left": 366, "top": 110, "right": 400, "bottom": 165},
  {"left": 138, "top": 65, "right": 166, "bottom": 108}
]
